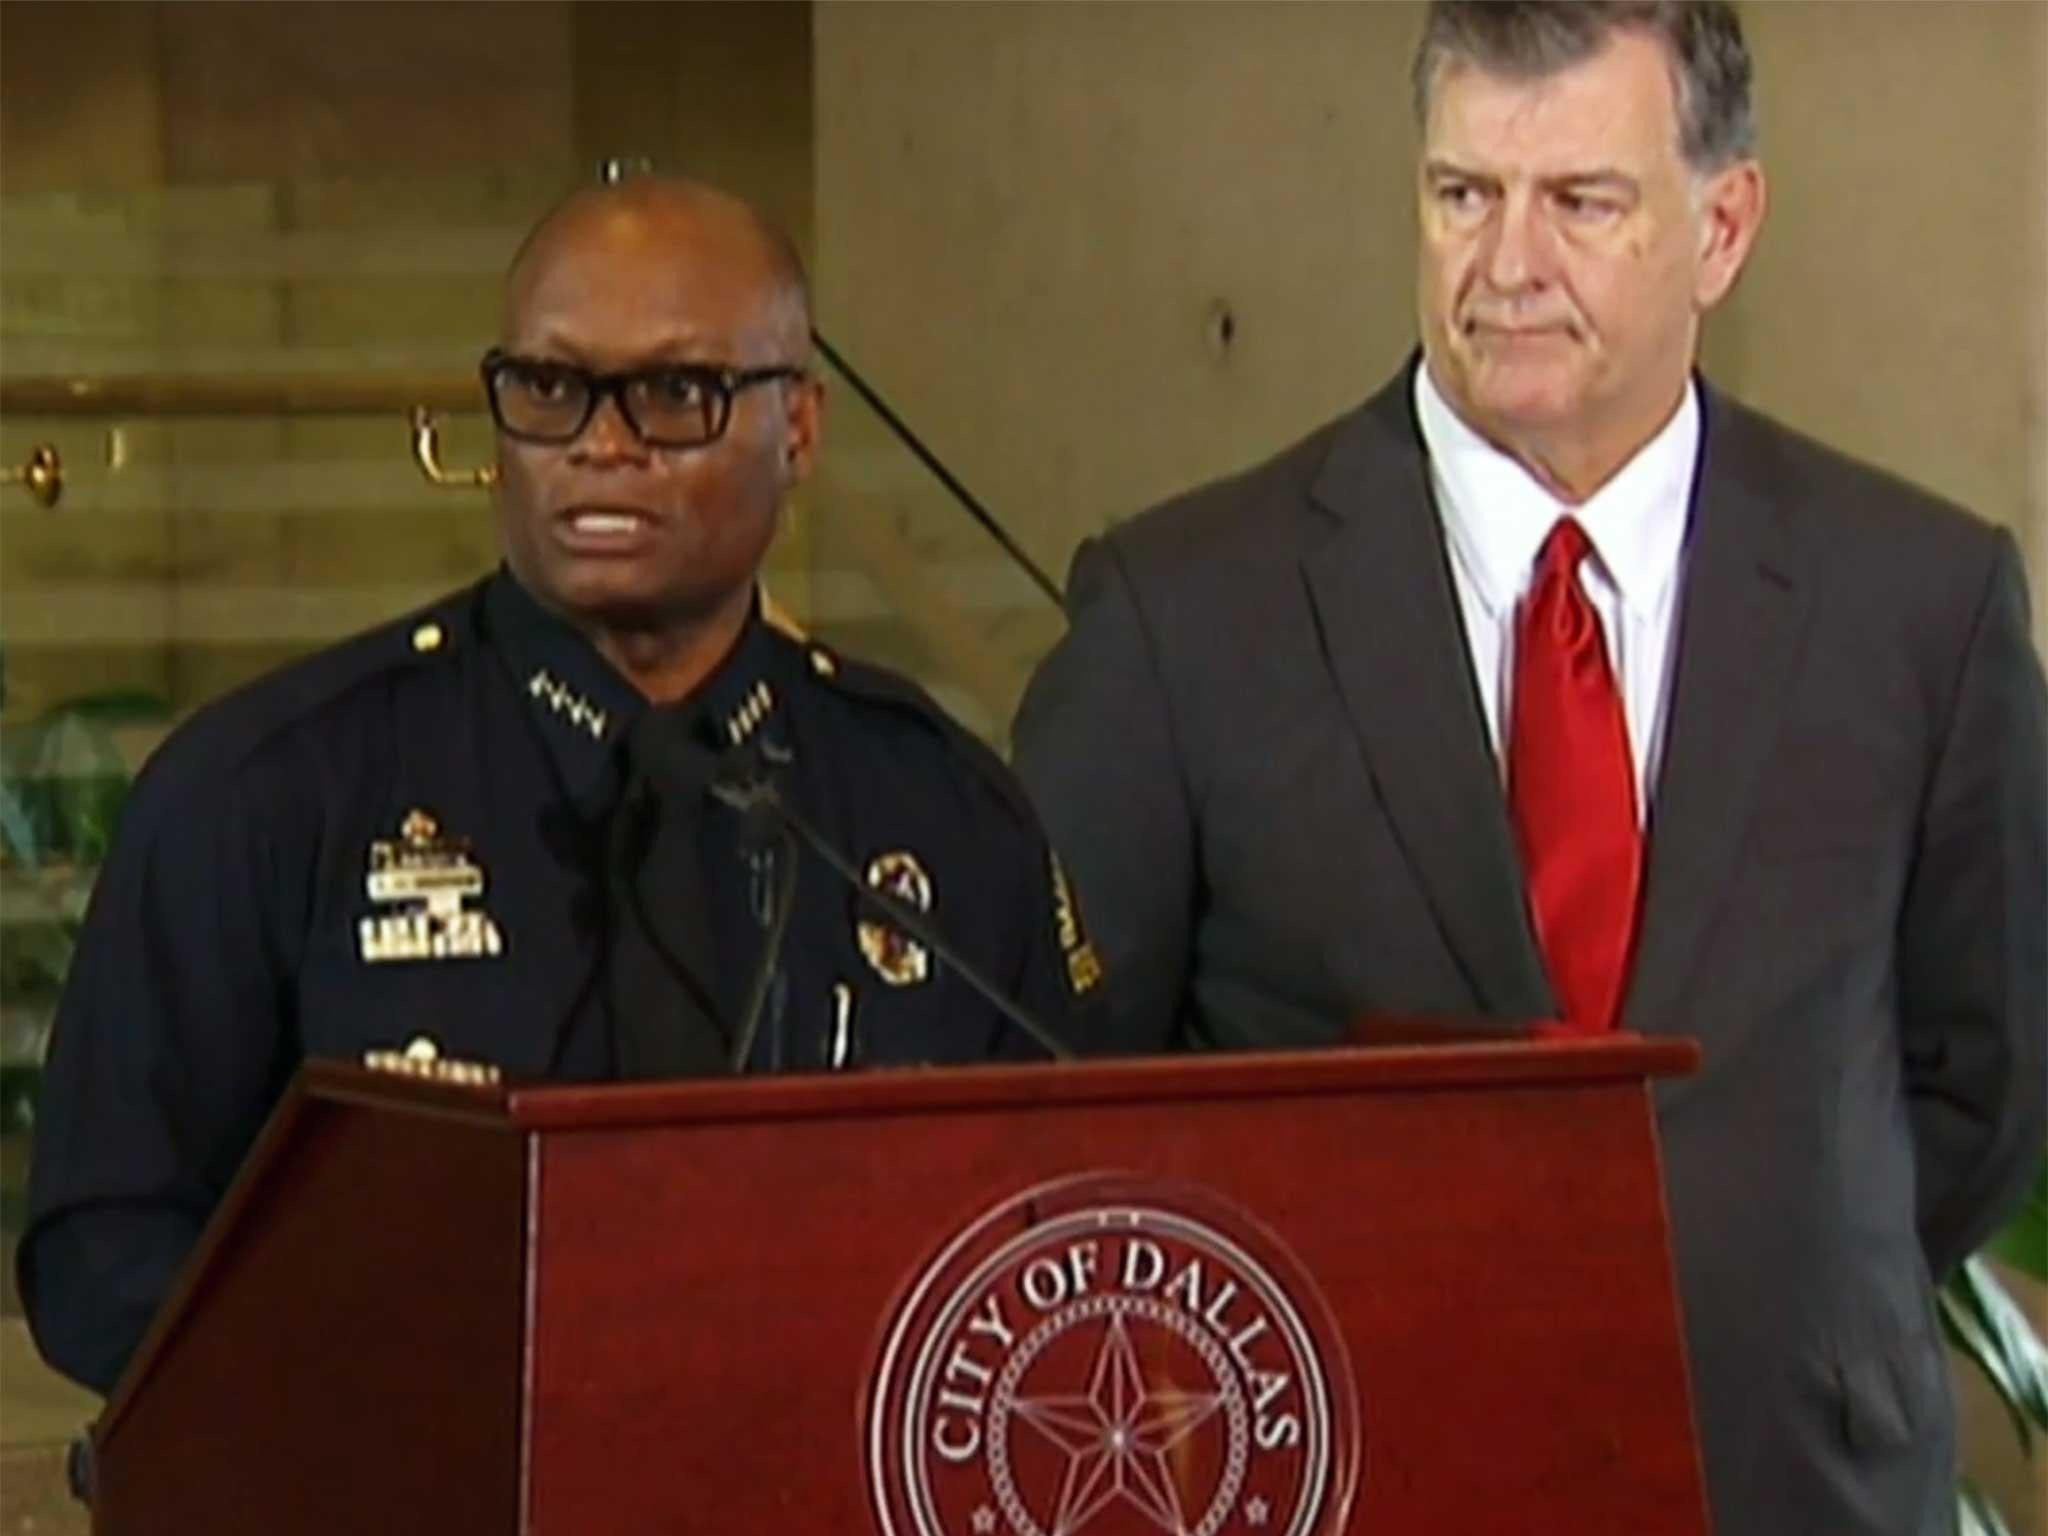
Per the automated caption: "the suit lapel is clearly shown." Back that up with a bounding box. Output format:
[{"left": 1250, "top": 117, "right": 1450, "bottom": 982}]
[
  {"left": 1299, "top": 376, "right": 1554, "bottom": 1017},
  {"left": 1623, "top": 389, "right": 1814, "bottom": 1033}
]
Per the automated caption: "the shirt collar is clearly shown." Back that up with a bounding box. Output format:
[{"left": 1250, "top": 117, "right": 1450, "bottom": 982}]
[
  {"left": 1415, "top": 363, "right": 1699, "bottom": 618},
  {"left": 482, "top": 568, "right": 789, "bottom": 810}
]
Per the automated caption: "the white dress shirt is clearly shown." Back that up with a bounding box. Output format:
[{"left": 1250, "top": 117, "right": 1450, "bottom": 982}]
[{"left": 1413, "top": 363, "right": 1700, "bottom": 821}]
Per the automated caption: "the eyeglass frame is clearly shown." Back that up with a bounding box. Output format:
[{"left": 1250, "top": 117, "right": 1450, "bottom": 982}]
[{"left": 478, "top": 347, "right": 808, "bottom": 449}]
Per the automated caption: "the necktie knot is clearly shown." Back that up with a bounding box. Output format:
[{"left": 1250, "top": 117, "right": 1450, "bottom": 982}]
[{"left": 1537, "top": 516, "right": 1594, "bottom": 582}]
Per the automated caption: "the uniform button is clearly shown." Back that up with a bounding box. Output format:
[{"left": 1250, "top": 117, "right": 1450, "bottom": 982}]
[
  {"left": 411, "top": 622, "right": 445, "bottom": 653},
  {"left": 809, "top": 647, "right": 836, "bottom": 678}
]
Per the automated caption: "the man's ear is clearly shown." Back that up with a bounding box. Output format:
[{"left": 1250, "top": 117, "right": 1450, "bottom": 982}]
[
  {"left": 1694, "top": 158, "right": 1767, "bottom": 312},
  {"left": 781, "top": 374, "right": 826, "bottom": 487}
]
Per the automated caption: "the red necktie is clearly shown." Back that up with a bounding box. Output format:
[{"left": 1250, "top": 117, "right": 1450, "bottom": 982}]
[{"left": 1508, "top": 518, "right": 1642, "bottom": 1033}]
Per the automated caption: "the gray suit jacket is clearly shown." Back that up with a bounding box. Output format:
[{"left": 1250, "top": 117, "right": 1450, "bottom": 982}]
[{"left": 1013, "top": 367, "right": 2047, "bottom": 1535}]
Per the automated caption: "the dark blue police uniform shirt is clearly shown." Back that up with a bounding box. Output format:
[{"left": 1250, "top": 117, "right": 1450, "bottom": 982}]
[{"left": 20, "top": 568, "right": 1103, "bottom": 1393}]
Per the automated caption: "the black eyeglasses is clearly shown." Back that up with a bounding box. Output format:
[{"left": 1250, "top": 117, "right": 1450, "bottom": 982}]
[{"left": 479, "top": 348, "right": 805, "bottom": 449}]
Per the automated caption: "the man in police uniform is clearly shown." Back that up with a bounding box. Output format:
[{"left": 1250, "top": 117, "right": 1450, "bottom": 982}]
[{"left": 21, "top": 177, "right": 1100, "bottom": 1396}]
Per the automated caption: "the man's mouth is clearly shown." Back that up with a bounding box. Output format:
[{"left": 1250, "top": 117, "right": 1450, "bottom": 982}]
[
  {"left": 553, "top": 506, "right": 658, "bottom": 550},
  {"left": 566, "top": 510, "right": 646, "bottom": 535},
  {"left": 1463, "top": 318, "right": 1576, "bottom": 342}
]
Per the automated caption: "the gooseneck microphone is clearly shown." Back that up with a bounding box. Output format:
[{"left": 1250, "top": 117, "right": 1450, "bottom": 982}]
[
  {"left": 727, "top": 797, "right": 798, "bottom": 1074},
  {"left": 708, "top": 756, "right": 1076, "bottom": 1063}
]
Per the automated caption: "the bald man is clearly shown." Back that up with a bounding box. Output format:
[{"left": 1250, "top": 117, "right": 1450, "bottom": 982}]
[{"left": 21, "top": 178, "right": 1100, "bottom": 1396}]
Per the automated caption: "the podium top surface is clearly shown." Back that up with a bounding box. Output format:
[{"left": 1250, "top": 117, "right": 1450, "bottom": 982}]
[{"left": 305, "top": 1033, "right": 1700, "bottom": 1133}]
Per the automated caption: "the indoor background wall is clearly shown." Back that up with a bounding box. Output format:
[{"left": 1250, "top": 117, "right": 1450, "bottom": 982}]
[
  {"left": 1704, "top": 0, "right": 2048, "bottom": 655},
  {"left": 813, "top": 0, "right": 1424, "bottom": 730}
]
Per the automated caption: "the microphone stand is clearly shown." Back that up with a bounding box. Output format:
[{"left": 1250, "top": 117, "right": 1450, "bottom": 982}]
[
  {"left": 708, "top": 773, "right": 1076, "bottom": 1063},
  {"left": 727, "top": 816, "right": 798, "bottom": 1074}
]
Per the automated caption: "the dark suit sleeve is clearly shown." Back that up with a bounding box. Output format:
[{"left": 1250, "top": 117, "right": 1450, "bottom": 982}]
[
  {"left": 1013, "top": 536, "right": 1196, "bottom": 1054},
  {"left": 1897, "top": 528, "right": 2048, "bottom": 1278},
  {"left": 18, "top": 748, "right": 300, "bottom": 1394}
]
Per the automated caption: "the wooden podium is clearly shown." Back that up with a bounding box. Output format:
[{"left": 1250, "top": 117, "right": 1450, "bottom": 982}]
[{"left": 88, "top": 1039, "right": 1708, "bottom": 1534}]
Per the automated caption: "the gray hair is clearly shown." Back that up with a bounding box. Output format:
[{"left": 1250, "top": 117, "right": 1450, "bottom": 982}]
[{"left": 1411, "top": 1, "right": 1757, "bottom": 171}]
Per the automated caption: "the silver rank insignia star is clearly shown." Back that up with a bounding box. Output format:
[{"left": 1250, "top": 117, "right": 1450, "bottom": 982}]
[
  {"left": 858, "top": 850, "right": 933, "bottom": 987},
  {"left": 358, "top": 808, "right": 507, "bottom": 964}
]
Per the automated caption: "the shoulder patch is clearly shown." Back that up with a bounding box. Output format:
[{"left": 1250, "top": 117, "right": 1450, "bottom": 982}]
[{"left": 1048, "top": 850, "right": 1104, "bottom": 997}]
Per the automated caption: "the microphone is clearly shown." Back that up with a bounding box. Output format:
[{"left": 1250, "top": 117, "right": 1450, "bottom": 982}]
[
  {"left": 726, "top": 752, "right": 799, "bottom": 1074},
  {"left": 615, "top": 721, "right": 796, "bottom": 1075},
  {"left": 707, "top": 756, "right": 1076, "bottom": 1063}
]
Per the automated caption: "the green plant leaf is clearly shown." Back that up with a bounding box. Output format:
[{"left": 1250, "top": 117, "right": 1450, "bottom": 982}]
[
  {"left": 50, "top": 773, "right": 129, "bottom": 863},
  {"left": 1983, "top": 1161, "right": 2047, "bottom": 1281},
  {"left": 0, "top": 776, "right": 43, "bottom": 867},
  {"left": 2, "top": 713, "right": 57, "bottom": 853},
  {"left": 0, "top": 916, "right": 76, "bottom": 995},
  {"left": 20, "top": 693, "right": 166, "bottom": 861},
  {"left": 1943, "top": 1279, "right": 2022, "bottom": 1435},
  {"left": 1958, "top": 1479, "right": 2016, "bottom": 1536},
  {"left": 1941, "top": 1256, "right": 2048, "bottom": 1453}
]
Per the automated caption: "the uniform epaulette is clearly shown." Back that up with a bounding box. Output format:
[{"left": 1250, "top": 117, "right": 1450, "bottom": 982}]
[
  {"left": 792, "top": 639, "right": 1042, "bottom": 830},
  {"left": 134, "top": 580, "right": 486, "bottom": 790}
]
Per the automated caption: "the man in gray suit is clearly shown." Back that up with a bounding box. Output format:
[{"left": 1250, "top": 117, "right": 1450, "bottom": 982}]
[{"left": 1013, "top": 4, "right": 2046, "bottom": 1532}]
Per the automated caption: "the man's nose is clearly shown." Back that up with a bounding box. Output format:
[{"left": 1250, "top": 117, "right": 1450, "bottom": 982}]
[
  {"left": 1480, "top": 192, "right": 1554, "bottom": 293},
  {"left": 571, "top": 389, "right": 649, "bottom": 463}
]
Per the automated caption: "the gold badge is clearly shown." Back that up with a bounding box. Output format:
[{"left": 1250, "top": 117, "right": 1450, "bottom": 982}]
[
  {"left": 1050, "top": 852, "right": 1104, "bottom": 996},
  {"left": 857, "top": 850, "right": 933, "bottom": 987},
  {"left": 358, "top": 808, "right": 507, "bottom": 964}
]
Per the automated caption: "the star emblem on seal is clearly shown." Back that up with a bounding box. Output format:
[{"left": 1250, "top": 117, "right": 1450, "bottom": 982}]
[{"left": 1009, "top": 1308, "right": 1228, "bottom": 1533}]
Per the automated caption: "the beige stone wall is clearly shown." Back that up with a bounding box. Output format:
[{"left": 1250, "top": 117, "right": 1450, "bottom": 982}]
[
  {"left": 1699, "top": 1, "right": 2048, "bottom": 655},
  {"left": 815, "top": 0, "right": 1425, "bottom": 567},
  {"left": 810, "top": 0, "right": 1427, "bottom": 731}
]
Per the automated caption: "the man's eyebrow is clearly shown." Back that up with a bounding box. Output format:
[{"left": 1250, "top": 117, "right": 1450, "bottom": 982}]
[
  {"left": 514, "top": 332, "right": 591, "bottom": 362},
  {"left": 1421, "top": 160, "right": 1641, "bottom": 198},
  {"left": 1543, "top": 170, "right": 1640, "bottom": 195},
  {"left": 1422, "top": 158, "right": 1495, "bottom": 185}
]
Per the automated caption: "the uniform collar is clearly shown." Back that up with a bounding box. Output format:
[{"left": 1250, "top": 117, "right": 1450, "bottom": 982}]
[
  {"left": 483, "top": 568, "right": 790, "bottom": 809},
  {"left": 1415, "top": 363, "right": 1698, "bottom": 620}
]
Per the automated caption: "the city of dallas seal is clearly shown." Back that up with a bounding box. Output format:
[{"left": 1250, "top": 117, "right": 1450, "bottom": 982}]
[{"left": 867, "top": 1175, "right": 1360, "bottom": 1536}]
